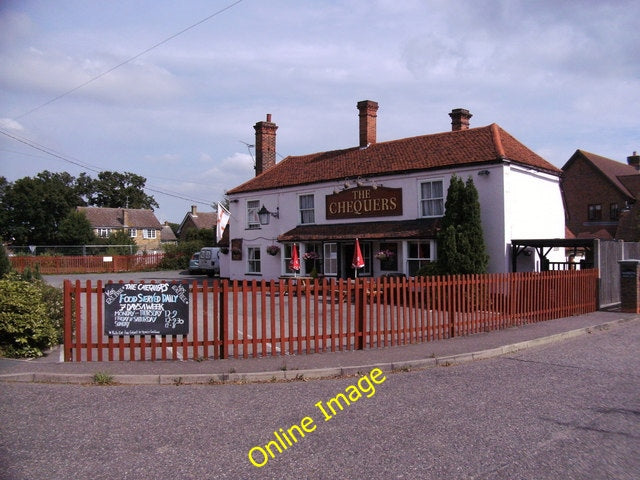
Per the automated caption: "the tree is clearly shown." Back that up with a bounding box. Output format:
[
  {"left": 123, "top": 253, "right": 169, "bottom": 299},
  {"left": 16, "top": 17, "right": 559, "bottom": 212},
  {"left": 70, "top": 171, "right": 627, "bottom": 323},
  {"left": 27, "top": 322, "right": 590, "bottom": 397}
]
[
  {"left": 0, "top": 170, "right": 158, "bottom": 248},
  {"left": 57, "top": 210, "right": 96, "bottom": 254},
  {"left": 0, "top": 171, "right": 85, "bottom": 245},
  {"left": 88, "top": 171, "right": 159, "bottom": 210},
  {"left": 436, "top": 175, "right": 489, "bottom": 274}
]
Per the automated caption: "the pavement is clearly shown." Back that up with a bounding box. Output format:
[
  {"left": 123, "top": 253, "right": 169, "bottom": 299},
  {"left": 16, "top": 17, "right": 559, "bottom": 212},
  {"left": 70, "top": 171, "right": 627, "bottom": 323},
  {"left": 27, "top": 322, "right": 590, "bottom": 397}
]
[{"left": 0, "top": 310, "right": 637, "bottom": 385}]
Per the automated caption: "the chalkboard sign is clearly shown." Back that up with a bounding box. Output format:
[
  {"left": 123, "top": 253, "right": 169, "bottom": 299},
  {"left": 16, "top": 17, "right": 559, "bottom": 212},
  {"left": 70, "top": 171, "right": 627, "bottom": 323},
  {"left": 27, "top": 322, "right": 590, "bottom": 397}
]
[{"left": 104, "top": 282, "right": 189, "bottom": 336}]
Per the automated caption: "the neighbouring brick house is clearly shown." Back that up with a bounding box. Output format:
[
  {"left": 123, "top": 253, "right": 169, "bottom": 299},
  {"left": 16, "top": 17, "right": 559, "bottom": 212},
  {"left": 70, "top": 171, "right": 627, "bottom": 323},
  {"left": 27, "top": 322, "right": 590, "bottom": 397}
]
[
  {"left": 177, "top": 205, "right": 217, "bottom": 239},
  {"left": 562, "top": 150, "right": 640, "bottom": 240},
  {"left": 78, "top": 206, "right": 163, "bottom": 252},
  {"left": 222, "top": 100, "right": 566, "bottom": 280}
]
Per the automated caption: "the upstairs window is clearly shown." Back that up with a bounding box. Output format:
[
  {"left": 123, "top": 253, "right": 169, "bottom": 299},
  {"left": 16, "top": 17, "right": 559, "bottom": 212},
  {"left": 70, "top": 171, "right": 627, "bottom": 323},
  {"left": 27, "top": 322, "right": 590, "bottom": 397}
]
[
  {"left": 143, "top": 229, "right": 156, "bottom": 239},
  {"left": 420, "top": 180, "right": 444, "bottom": 217},
  {"left": 610, "top": 203, "right": 620, "bottom": 221},
  {"left": 299, "top": 194, "right": 315, "bottom": 224},
  {"left": 588, "top": 204, "right": 602, "bottom": 221},
  {"left": 247, "top": 200, "right": 260, "bottom": 229},
  {"left": 128, "top": 228, "right": 137, "bottom": 238},
  {"left": 98, "top": 228, "right": 110, "bottom": 238}
]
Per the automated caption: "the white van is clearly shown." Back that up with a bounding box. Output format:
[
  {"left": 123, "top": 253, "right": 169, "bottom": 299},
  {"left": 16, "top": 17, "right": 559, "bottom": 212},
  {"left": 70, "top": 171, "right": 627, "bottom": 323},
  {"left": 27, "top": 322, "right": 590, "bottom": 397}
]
[{"left": 199, "top": 247, "right": 221, "bottom": 277}]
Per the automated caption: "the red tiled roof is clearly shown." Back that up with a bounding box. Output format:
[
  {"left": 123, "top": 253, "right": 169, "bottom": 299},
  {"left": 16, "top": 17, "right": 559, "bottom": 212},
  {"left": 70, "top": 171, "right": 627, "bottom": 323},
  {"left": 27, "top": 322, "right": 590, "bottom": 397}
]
[
  {"left": 563, "top": 150, "right": 639, "bottom": 198},
  {"left": 78, "top": 207, "right": 162, "bottom": 229},
  {"left": 228, "top": 124, "right": 560, "bottom": 194}
]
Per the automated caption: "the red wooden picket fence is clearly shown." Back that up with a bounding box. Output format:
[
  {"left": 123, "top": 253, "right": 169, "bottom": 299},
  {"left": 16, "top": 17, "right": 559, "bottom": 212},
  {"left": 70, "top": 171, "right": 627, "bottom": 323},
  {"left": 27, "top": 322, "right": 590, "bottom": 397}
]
[
  {"left": 63, "top": 269, "right": 598, "bottom": 362},
  {"left": 11, "top": 253, "right": 165, "bottom": 274}
]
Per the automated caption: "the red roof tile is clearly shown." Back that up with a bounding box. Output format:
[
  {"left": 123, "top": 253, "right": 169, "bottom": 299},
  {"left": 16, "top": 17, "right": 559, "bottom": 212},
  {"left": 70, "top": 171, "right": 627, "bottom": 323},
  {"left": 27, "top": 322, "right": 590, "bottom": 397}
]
[{"left": 228, "top": 124, "right": 560, "bottom": 194}]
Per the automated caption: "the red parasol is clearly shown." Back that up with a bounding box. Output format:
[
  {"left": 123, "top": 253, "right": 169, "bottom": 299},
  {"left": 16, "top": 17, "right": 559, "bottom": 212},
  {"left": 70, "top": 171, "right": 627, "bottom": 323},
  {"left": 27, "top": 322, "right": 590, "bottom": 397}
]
[
  {"left": 289, "top": 243, "right": 300, "bottom": 274},
  {"left": 352, "top": 238, "right": 365, "bottom": 277}
]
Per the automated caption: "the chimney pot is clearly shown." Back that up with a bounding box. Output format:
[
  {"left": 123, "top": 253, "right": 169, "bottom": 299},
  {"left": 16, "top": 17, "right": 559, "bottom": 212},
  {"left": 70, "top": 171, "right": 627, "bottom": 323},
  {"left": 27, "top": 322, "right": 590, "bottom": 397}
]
[
  {"left": 449, "top": 108, "right": 472, "bottom": 131},
  {"left": 357, "top": 100, "right": 379, "bottom": 147}
]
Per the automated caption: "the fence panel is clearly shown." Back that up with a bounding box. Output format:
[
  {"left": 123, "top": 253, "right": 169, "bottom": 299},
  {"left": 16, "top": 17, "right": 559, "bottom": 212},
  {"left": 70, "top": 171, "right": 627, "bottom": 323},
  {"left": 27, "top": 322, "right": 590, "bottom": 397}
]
[
  {"left": 11, "top": 253, "right": 165, "bottom": 274},
  {"left": 63, "top": 269, "right": 598, "bottom": 362}
]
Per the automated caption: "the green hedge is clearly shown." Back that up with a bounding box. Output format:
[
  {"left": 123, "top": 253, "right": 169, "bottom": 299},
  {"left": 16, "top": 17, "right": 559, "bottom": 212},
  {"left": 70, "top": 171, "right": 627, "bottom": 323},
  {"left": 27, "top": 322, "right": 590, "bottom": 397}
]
[{"left": 0, "top": 273, "right": 63, "bottom": 358}]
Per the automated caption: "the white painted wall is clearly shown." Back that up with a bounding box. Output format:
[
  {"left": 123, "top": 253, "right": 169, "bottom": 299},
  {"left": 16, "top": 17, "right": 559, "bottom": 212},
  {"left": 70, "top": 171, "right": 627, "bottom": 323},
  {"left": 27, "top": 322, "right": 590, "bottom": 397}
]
[{"left": 223, "top": 164, "right": 565, "bottom": 280}]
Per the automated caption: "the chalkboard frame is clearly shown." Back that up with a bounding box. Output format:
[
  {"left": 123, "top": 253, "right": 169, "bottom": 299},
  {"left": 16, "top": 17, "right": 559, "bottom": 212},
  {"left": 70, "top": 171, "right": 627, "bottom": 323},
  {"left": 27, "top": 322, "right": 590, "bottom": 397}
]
[{"left": 103, "top": 282, "right": 190, "bottom": 336}]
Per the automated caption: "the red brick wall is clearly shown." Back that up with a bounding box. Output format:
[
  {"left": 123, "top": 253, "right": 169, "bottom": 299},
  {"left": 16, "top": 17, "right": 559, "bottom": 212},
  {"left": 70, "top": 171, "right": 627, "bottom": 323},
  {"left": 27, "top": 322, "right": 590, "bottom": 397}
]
[{"left": 563, "top": 157, "right": 626, "bottom": 238}]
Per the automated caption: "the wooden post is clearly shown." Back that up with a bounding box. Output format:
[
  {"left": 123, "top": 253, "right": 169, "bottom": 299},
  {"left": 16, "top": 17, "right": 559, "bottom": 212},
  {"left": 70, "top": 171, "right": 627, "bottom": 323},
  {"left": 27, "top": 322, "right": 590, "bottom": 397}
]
[
  {"left": 355, "top": 279, "right": 365, "bottom": 350},
  {"left": 219, "top": 282, "right": 227, "bottom": 359},
  {"left": 63, "top": 280, "right": 72, "bottom": 362}
]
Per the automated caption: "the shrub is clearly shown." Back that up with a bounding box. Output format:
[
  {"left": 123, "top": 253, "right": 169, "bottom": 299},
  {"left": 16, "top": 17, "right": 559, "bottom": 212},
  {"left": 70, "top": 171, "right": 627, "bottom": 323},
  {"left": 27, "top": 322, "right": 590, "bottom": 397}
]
[
  {"left": 0, "top": 272, "right": 63, "bottom": 358},
  {"left": 160, "top": 240, "right": 205, "bottom": 270},
  {"left": 0, "top": 244, "right": 11, "bottom": 276}
]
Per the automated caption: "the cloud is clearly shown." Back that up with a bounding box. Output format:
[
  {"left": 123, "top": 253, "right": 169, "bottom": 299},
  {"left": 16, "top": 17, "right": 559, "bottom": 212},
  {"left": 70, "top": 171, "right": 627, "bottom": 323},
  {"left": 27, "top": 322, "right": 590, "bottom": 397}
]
[
  {"left": 0, "top": 118, "right": 24, "bottom": 131},
  {"left": 0, "top": 47, "right": 184, "bottom": 107}
]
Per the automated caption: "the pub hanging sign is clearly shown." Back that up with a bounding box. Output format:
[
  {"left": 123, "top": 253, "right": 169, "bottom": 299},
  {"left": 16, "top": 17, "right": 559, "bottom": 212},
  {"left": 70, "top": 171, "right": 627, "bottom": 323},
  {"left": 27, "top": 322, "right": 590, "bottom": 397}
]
[{"left": 325, "top": 186, "right": 403, "bottom": 220}]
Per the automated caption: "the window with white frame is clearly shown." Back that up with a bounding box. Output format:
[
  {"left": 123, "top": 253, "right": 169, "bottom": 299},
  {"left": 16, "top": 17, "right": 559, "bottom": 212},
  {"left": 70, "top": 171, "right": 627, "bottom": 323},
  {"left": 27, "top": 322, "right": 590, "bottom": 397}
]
[
  {"left": 143, "top": 229, "right": 156, "bottom": 239},
  {"left": 323, "top": 243, "right": 338, "bottom": 276},
  {"left": 247, "top": 200, "right": 260, "bottom": 229},
  {"left": 407, "top": 240, "right": 436, "bottom": 276},
  {"left": 247, "top": 247, "right": 261, "bottom": 273},
  {"left": 420, "top": 180, "right": 444, "bottom": 217},
  {"left": 299, "top": 194, "right": 315, "bottom": 224},
  {"left": 128, "top": 228, "right": 137, "bottom": 238},
  {"left": 98, "top": 228, "right": 110, "bottom": 238}
]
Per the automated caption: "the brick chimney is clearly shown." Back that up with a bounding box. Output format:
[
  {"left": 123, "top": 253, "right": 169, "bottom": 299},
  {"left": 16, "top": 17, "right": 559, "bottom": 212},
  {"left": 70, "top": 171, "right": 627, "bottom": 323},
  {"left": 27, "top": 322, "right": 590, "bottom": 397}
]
[
  {"left": 122, "top": 209, "right": 129, "bottom": 227},
  {"left": 190, "top": 205, "right": 198, "bottom": 216},
  {"left": 254, "top": 114, "right": 278, "bottom": 176},
  {"left": 449, "top": 108, "right": 472, "bottom": 131},
  {"left": 357, "top": 100, "right": 378, "bottom": 147},
  {"left": 627, "top": 151, "right": 640, "bottom": 171}
]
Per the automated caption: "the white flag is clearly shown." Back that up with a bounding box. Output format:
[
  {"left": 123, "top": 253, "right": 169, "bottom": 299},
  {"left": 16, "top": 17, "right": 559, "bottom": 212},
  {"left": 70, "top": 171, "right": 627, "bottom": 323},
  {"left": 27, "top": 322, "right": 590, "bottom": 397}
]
[{"left": 216, "top": 203, "right": 230, "bottom": 243}]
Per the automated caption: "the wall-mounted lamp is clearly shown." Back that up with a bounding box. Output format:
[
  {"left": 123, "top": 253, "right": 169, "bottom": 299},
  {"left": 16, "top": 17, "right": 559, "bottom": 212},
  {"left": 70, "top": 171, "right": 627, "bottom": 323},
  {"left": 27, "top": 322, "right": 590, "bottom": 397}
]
[
  {"left": 257, "top": 205, "right": 279, "bottom": 225},
  {"left": 478, "top": 170, "right": 491, "bottom": 176}
]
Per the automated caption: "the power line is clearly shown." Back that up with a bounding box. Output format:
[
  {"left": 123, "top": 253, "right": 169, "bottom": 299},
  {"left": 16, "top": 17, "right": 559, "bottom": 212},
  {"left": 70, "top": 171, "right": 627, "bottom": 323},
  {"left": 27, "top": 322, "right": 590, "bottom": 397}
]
[
  {"left": 0, "top": 127, "right": 216, "bottom": 206},
  {"left": 14, "top": 0, "right": 244, "bottom": 120}
]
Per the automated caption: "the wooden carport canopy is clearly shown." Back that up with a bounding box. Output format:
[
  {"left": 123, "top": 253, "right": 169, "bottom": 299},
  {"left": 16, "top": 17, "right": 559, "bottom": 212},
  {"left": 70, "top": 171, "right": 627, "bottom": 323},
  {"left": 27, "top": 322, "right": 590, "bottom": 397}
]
[{"left": 511, "top": 238, "right": 598, "bottom": 272}]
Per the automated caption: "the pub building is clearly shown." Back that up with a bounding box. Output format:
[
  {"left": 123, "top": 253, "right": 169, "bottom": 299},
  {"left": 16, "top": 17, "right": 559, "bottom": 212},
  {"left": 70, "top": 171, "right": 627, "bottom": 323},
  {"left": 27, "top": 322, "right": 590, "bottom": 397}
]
[{"left": 221, "top": 100, "right": 565, "bottom": 281}]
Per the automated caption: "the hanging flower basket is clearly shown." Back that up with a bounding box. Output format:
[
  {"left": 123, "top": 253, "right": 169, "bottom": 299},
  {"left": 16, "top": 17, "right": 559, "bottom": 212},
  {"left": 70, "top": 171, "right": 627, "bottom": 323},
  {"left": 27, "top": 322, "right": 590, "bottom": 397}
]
[
  {"left": 302, "top": 251, "right": 319, "bottom": 261},
  {"left": 266, "top": 245, "right": 281, "bottom": 256},
  {"left": 375, "top": 249, "right": 395, "bottom": 261}
]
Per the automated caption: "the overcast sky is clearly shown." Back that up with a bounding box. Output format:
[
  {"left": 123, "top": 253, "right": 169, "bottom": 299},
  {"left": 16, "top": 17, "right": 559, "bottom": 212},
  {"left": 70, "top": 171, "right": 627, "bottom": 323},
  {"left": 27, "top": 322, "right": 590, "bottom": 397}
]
[{"left": 1, "top": 0, "right": 639, "bottom": 224}]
